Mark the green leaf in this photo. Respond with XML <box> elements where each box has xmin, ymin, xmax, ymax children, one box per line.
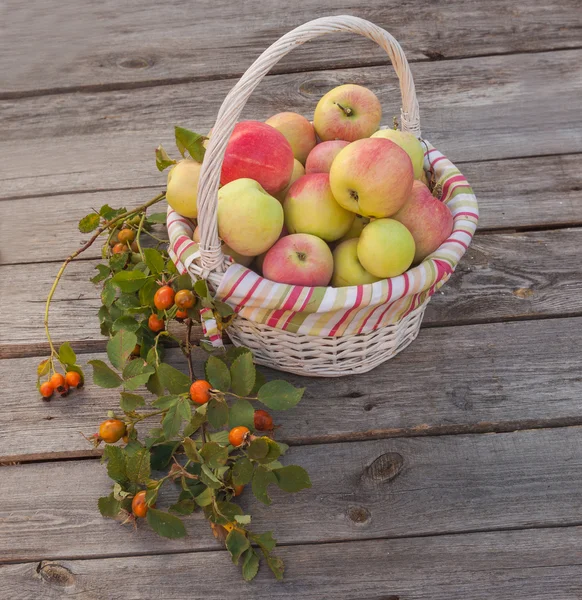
<box><xmin>37</xmin><ymin>359</ymin><xmax>50</xmax><ymax>377</ymax></box>
<box><xmin>183</xmin><ymin>410</ymin><xmax>206</xmax><ymax>438</ymax></box>
<box><xmin>152</xmin><ymin>394</ymin><xmax>180</xmax><ymax>410</ymax></box>
<box><xmin>157</xmin><ymin>363</ymin><xmax>191</xmax><ymax>395</ymax></box>
<box><xmin>109</xmin><ymin>251</ymin><xmax>129</xmax><ymax>273</ymax></box>
<box><xmin>200</xmin><ymin>442</ymin><xmax>228</xmax><ymax>469</ymax></box>
<box><xmin>252</xmin><ymin>466</ymin><xmax>277</xmax><ymax>505</ymax></box>
<box><xmin>147</xmin><ymin>212</ymin><xmax>167</xmax><ymax>224</ymax></box>
<box><xmin>255</xmin><ymin>438</ymin><xmax>281</xmax><ymax>465</ymax></box>
<box><xmin>103</xmin><ymin>445</ymin><xmax>127</xmax><ymax>483</ymax></box>
<box><xmin>88</xmin><ymin>360</ymin><xmax>122</xmax><ymax>388</ymax></box>
<box><xmin>101</xmin><ymin>279</ymin><xmax>117</xmax><ymax>307</ymax></box>
<box><xmin>112</xmin><ymin>315</ymin><xmax>140</xmax><ymax>333</ymax></box>
<box><xmin>114</xmin><ymin>294</ymin><xmax>141</xmax><ymax>311</ymax></box>
<box><xmin>234</xmin><ymin>514</ymin><xmax>251</xmax><ymax>525</ymax></box>
<box><xmin>266</xmin><ymin>554</ymin><xmax>285</xmax><ymax>581</ymax></box>
<box><xmin>232</xmin><ymin>457</ymin><xmax>253</xmax><ymax>486</ymax></box>
<box><xmin>150</xmin><ymin>441</ymin><xmax>180</xmax><ymax>470</ymax></box>
<box><xmin>100</xmin><ymin>204</ymin><xmax>126</xmax><ymax>220</ymax></box>
<box><xmin>182</xmin><ymin>437</ymin><xmax>200</xmax><ymax>462</ymax></box>
<box><xmin>98</xmin><ymin>493</ymin><xmax>121</xmax><ymax>518</ymax></box>
<box><xmin>229</xmin><ymin>399</ymin><xmax>254</xmax><ymax>430</ymax></box>
<box><xmin>162</xmin><ymin>403</ymin><xmax>183</xmax><ymax>439</ymax></box>
<box><xmin>208</xmin><ymin>430</ymin><xmax>230</xmax><ymax>445</ymax></box>
<box><xmin>225</xmin><ymin>529</ymin><xmax>250</xmax><ymax>565</ymax></box>
<box><xmin>193</xmin><ymin>279</ymin><xmax>210</xmax><ymax>300</ymax></box>
<box><xmin>194</xmin><ymin>487</ymin><xmax>214</xmax><ymax>507</ymax></box>
<box><xmin>247</xmin><ymin>437</ymin><xmax>269</xmax><ymax>460</ymax></box>
<box><xmin>139</xmin><ymin>279</ymin><xmax>158</xmax><ymax>308</ymax></box>
<box><xmin>173</xmin><ymin>274</ymin><xmax>193</xmax><ymax>291</ymax></box>
<box><xmin>120</xmin><ymin>392</ymin><xmax>145</xmax><ymax>412</ymax></box>
<box><xmin>273</xmin><ymin>465</ymin><xmax>312</xmax><ymax>493</ymax></box>
<box><xmin>176</xmin><ymin>396</ymin><xmax>192</xmax><ymax>421</ymax></box>
<box><xmin>215</xmin><ymin>501</ymin><xmax>243</xmax><ymax>523</ymax></box>
<box><xmin>58</xmin><ymin>342</ymin><xmax>76</xmax><ymax>366</ymax></box>
<box><xmin>155</xmin><ymin>144</ymin><xmax>177</xmax><ymax>172</ymax></box>
<box><xmin>204</xmin><ymin>356</ymin><xmax>231</xmax><ymax>391</ymax></box>
<box><xmin>126</xmin><ymin>447</ymin><xmax>151</xmax><ymax>484</ymax></box>
<box><xmin>107</xmin><ymin>330</ymin><xmax>137</xmax><ymax>370</ymax></box>
<box><xmin>143</xmin><ymin>248</ymin><xmax>165</xmax><ymax>275</ymax></box>
<box><xmin>258</xmin><ymin>380</ymin><xmax>304</xmax><ymax>411</ymax></box>
<box><xmin>112</xmin><ymin>270</ymin><xmax>149</xmax><ymax>293</ymax></box>
<box><xmin>146</xmin><ymin>507</ymin><xmax>187</xmax><ymax>539</ymax></box>
<box><xmin>214</xmin><ymin>300</ymin><xmax>235</xmax><ymax>318</ymax></box>
<box><xmin>91</xmin><ymin>263</ymin><xmax>110</xmax><ymax>284</ymax></box>
<box><xmin>200</xmin><ymin>464</ymin><xmax>222</xmax><ymax>489</ymax></box>
<box><xmin>169</xmin><ymin>499</ymin><xmax>196</xmax><ymax>515</ymax></box>
<box><xmin>207</xmin><ymin>397</ymin><xmax>229</xmax><ymax>429</ymax></box>
<box><xmin>230</xmin><ymin>351</ymin><xmax>255</xmax><ymax>396</ymax></box>
<box><xmin>241</xmin><ymin>548</ymin><xmax>260</xmax><ymax>582</ymax></box>
<box><xmin>78</xmin><ymin>212</ymin><xmax>100</xmax><ymax>233</ymax></box>
<box><xmin>252</xmin><ymin>530</ymin><xmax>277</xmax><ymax>553</ymax></box>
<box><xmin>123</xmin><ymin>359</ymin><xmax>155</xmax><ymax>390</ymax></box>
<box><xmin>175</xmin><ymin>126</ymin><xmax>207</xmax><ymax>162</ymax></box>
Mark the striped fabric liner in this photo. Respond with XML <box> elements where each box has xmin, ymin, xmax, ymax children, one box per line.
<box><xmin>167</xmin><ymin>141</ymin><xmax>478</xmax><ymax>337</ymax></box>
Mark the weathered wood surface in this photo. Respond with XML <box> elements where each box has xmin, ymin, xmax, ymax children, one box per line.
<box><xmin>2</xmin><ymin>228</ymin><xmax>580</xmax><ymax>356</ymax></box>
<box><xmin>2</xmin><ymin>317</ymin><xmax>582</xmax><ymax>461</ymax></box>
<box><xmin>2</xmin><ymin>153</ymin><xmax>581</xmax><ymax>270</ymax></box>
<box><xmin>2</xmin><ymin>49</ymin><xmax>582</xmax><ymax>199</ymax></box>
<box><xmin>3</xmin><ymin>0</ymin><xmax>581</xmax><ymax>96</ymax></box>
<box><xmin>1</xmin><ymin>427</ymin><xmax>581</xmax><ymax>562</ymax></box>
<box><xmin>2</xmin><ymin>526</ymin><xmax>582</xmax><ymax>600</ymax></box>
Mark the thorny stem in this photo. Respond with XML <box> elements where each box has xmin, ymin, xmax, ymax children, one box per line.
<box><xmin>43</xmin><ymin>192</ymin><xmax>166</xmax><ymax>359</ymax></box>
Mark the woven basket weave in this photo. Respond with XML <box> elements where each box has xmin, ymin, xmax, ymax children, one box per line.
<box><xmin>167</xmin><ymin>15</ymin><xmax>479</xmax><ymax>377</ymax></box>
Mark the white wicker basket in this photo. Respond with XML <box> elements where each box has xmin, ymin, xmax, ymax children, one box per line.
<box><xmin>169</xmin><ymin>15</ymin><xmax>478</xmax><ymax>377</ymax></box>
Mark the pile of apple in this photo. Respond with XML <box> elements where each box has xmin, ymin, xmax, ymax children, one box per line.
<box><xmin>167</xmin><ymin>84</ymin><xmax>453</xmax><ymax>287</ymax></box>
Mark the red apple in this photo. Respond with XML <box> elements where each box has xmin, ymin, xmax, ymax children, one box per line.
<box><xmin>262</xmin><ymin>233</ymin><xmax>333</xmax><ymax>287</ymax></box>
<box><xmin>392</xmin><ymin>181</ymin><xmax>454</xmax><ymax>264</ymax></box>
<box><xmin>221</xmin><ymin>121</ymin><xmax>294</xmax><ymax>195</ymax></box>
<box><xmin>305</xmin><ymin>140</ymin><xmax>349</xmax><ymax>174</ymax></box>
<box><xmin>265</xmin><ymin>112</ymin><xmax>317</xmax><ymax>164</ymax></box>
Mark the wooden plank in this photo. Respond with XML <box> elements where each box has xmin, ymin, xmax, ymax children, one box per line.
<box><xmin>2</xmin><ymin>49</ymin><xmax>582</xmax><ymax>199</ymax></box>
<box><xmin>2</xmin><ymin>0</ymin><xmax>581</xmax><ymax>95</ymax></box>
<box><xmin>1</xmin><ymin>428</ymin><xmax>581</xmax><ymax>562</ymax></box>
<box><xmin>2</xmin><ymin>154</ymin><xmax>581</xmax><ymax>269</ymax></box>
<box><xmin>2</xmin><ymin>317</ymin><xmax>582</xmax><ymax>461</ymax></box>
<box><xmin>1</xmin><ymin>228</ymin><xmax>581</xmax><ymax>355</ymax></box>
<box><xmin>2</xmin><ymin>526</ymin><xmax>582</xmax><ymax>599</ymax></box>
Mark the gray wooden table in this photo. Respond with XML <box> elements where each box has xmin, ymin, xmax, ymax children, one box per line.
<box><xmin>1</xmin><ymin>2</ymin><xmax>582</xmax><ymax>598</ymax></box>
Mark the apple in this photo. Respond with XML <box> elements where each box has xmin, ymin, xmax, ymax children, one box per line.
<box><xmin>221</xmin><ymin>121</ymin><xmax>294</xmax><ymax>195</ymax></box>
<box><xmin>166</xmin><ymin>159</ymin><xmax>202</xmax><ymax>218</ymax></box>
<box><xmin>253</xmin><ymin>225</ymin><xmax>288</xmax><ymax>275</ymax></box>
<box><xmin>217</xmin><ymin>178</ymin><xmax>284</xmax><ymax>256</ymax></box>
<box><xmin>332</xmin><ymin>239</ymin><xmax>381</xmax><ymax>287</ymax></box>
<box><xmin>262</xmin><ymin>233</ymin><xmax>333</xmax><ymax>287</ymax></box>
<box><xmin>275</xmin><ymin>159</ymin><xmax>305</xmax><ymax>202</ymax></box>
<box><xmin>392</xmin><ymin>180</ymin><xmax>453</xmax><ymax>264</ymax></box>
<box><xmin>192</xmin><ymin>227</ymin><xmax>254</xmax><ymax>267</ymax></box>
<box><xmin>305</xmin><ymin>140</ymin><xmax>349</xmax><ymax>174</ymax></box>
<box><xmin>337</xmin><ymin>214</ymin><xmax>370</xmax><ymax>242</ymax></box>
<box><xmin>357</xmin><ymin>218</ymin><xmax>415</xmax><ymax>278</ymax></box>
<box><xmin>371</xmin><ymin>128</ymin><xmax>425</xmax><ymax>180</ymax></box>
<box><xmin>313</xmin><ymin>84</ymin><xmax>382</xmax><ymax>142</ymax></box>
<box><xmin>265</xmin><ymin>112</ymin><xmax>317</xmax><ymax>164</ymax></box>
<box><xmin>330</xmin><ymin>138</ymin><xmax>413</xmax><ymax>218</ymax></box>
<box><xmin>284</xmin><ymin>173</ymin><xmax>354</xmax><ymax>242</ymax></box>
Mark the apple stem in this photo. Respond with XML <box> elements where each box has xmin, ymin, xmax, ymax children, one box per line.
<box><xmin>336</xmin><ymin>103</ymin><xmax>353</xmax><ymax>117</ymax></box>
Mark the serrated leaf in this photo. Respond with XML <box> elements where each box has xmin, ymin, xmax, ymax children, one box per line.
<box><xmin>149</xmin><ymin>441</ymin><xmax>180</xmax><ymax>470</ymax></box>
<box><xmin>169</xmin><ymin>499</ymin><xmax>196</xmax><ymax>515</ymax></box>
<box><xmin>143</xmin><ymin>248</ymin><xmax>165</xmax><ymax>275</ymax></box>
<box><xmin>57</xmin><ymin>342</ymin><xmax>76</xmax><ymax>366</ymax></box>
<box><xmin>123</xmin><ymin>359</ymin><xmax>155</xmax><ymax>390</ymax></box>
<box><xmin>126</xmin><ymin>447</ymin><xmax>151</xmax><ymax>484</ymax></box>
<box><xmin>100</xmin><ymin>204</ymin><xmax>126</xmax><ymax>220</ymax></box>
<box><xmin>205</xmin><ymin>356</ymin><xmax>231</xmax><ymax>391</ymax></box>
<box><xmin>273</xmin><ymin>465</ymin><xmax>312</xmax><ymax>493</ymax></box>
<box><xmin>91</xmin><ymin>263</ymin><xmax>110</xmax><ymax>284</ymax></box>
<box><xmin>146</xmin><ymin>508</ymin><xmax>187</xmax><ymax>539</ymax></box>
<box><xmin>252</xmin><ymin>466</ymin><xmax>277</xmax><ymax>505</ymax></box>
<box><xmin>242</xmin><ymin>548</ymin><xmax>260</xmax><ymax>581</ymax></box>
<box><xmin>183</xmin><ymin>410</ymin><xmax>207</xmax><ymax>438</ymax></box>
<box><xmin>37</xmin><ymin>359</ymin><xmax>50</xmax><ymax>377</ymax></box>
<box><xmin>247</xmin><ymin>437</ymin><xmax>269</xmax><ymax>460</ymax></box>
<box><xmin>200</xmin><ymin>464</ymin><xmax>222</xmax><ymax>489</ymax></box>
<box><xmin>175</xmin><ymin>126</ymin><xmax>207</xmax><ymax>162</ymax></box>
<box><xmin>147</xmin><ymin>212</ymin><xmax>167</xmax><ymax>224</ymax></box>
<box><xmin>101</xmin><ymin>279</ymin><xmax>117</xmax><ymax>307</ymax></box>
<box><xmin>232</xmin><ymin>457</ymin><xmax>253</xmax><ymax>486</ymax></box>
<box><xmin>114</xmin><ymin>294</ymin><xmax>141</xmax><ymax>311</ymax></box>
<box><xmin>252</xmin><ymin>530</ymin><xmax>278</xmax><ymax>553</ymax></box>
<box><xmin>194</xmin><ymin>487</ymin><xmax>213</xmax><ymax>507</ymax></box>
<box><xmin>173</xmin><ymin>274</ymin><xmax>193</xmax><ymax>290</ymax></box>
<box><xmin>109</xmin><ymin>251</ymin><xmax>129</xmax><ymax>273</ymax></box>
<box><xmin>215</xmin><ymin>501</ymin><xmax>243</xmax><ymax>523</ymax></box>
<box><xmin>152</xmin><ymin>394</ymin><xmax>180</xmax><ymax>409</ymax></box>
<box><xmin>229</xmin><ymin>399</ymin><xmax>254</xmax><ymax>430</ymax></box>
<box><xmin>255</xmin><ymin>438</ymin><xmax>281</xmax><ymax>465</ymax></box>
<box><xmin>145</xmin><ymin>371</ymin><xmax>164</xmax><ymax>395</ymax></box>
<box><xmin>139</xmin><ymin>279</ymin><xmax>158</xmax><ymax>308</ymax></box>
<box><xmin>266</xmin><ymin>554</ymin><xmax>285</xmax><ymax>581</ymax></box>
<box><xmin>107</xmin><ymin>330</ymin><xmax>137</xmax><ymax>369</ymax></box>
<box><xmin>103</xmin><ymin>445</ymin><xmax>127</xmax><ymax>483</ymax></box>
<box><xmin>230</xmin><ymin>352</ymin><xmax>255</xmax><ymax>396</ymax></box>
<box><xmin>225</xmin><ymin>529</ymin><xmax>249</xmax><ymax>565</ymax></box>
<box><xmin>207</xmin><ymin>397</ymin><xmax>229</xmax><ymax>429</ymax></box>
<box><xmin>111</xmin><ymin>315</ymin><xmax>140</xmax><ymax>334</ymax></box>
<box><xmin>79</xmin><ymin>212</ymin><xmax>100</xmax><ymax>233</ymax></box>
<box><xmin>88</xmin><ymin>360</ymin><xmax>122</xmax><ymax>388</ymax></box>
<box><xmin>258</xmin><ymin>380</ymin><xmax>304</xmax><ymax>411</ymax></box>
<box><xmin>193</xmin><ymin>279</ymin><xmax>210</xmax><ymax>300</ymax></box>
<box><xmin>162</xmin><ymin>403</ymin><xmax>182</xmax><ymax>439</ymax></box>
<box><xmin>208</xmin><ymin>430</ymin><xmax>230</xmax><ymax>445</ymax></box>
<box><xmin>157</xmin><ymin>362</ymin><xmax>191</xmax><ymax>395</ymax></box>
<box><xmin>200</xmin><ymin>442</ymin><xmax>228</xmax><ymax>469</ymax></box>
<box><xmin>155</xmin><ymin>144</ymin><xmax>177</xmax><ymax>172</ymax></box>
<box><xmin>176</xmin><ymin>396</ymin><xmax>192</xmax><ymax>421</ymax></box>
<box><xmin>182</xmin><ymin>437</ymin><xmax>200</xmax><ymax>462</ymax></box>
<box><xmin>234</xmin><ymin>514</ymin><xmax>251</xmax><ymax>525</ymax></box>
<box><xmin>98</xmin><ymin>493</ymin><xmax>121</xmax><ymax>518</ymax></box>
<box><xmin>214</xmin><ymin>300</ymin><xmax>234</xmax><ymax>318</ymax></box>
<box><xmin>111</xmin><ymin>270</ymin><xmax>149</xmax><ymax>293</ymax></box>
<box><xmin>119</xmin><ymin>392</ymin><xmax>145</xmax><ymax>412</ymax></box>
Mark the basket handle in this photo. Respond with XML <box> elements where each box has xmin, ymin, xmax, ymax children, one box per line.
<box><xmin>197</xmin><ymin>15</ymin><xmax>421</xmax><ymax>275</ymax></box>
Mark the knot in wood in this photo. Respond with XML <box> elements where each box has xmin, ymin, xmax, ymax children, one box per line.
<box><xmin>36</xmin><ymin>561</ymin><xmax>75</xmax><ymax>587</ymax></box>
<box><xmin>364</xmin><ymin>452</ymin><xmax>404</xmax><ymax>483</ymax></box>
<box><xmin>347</xmin><ymin>505</ymin><xmax>371</xmax><ymax>524</ymax></box>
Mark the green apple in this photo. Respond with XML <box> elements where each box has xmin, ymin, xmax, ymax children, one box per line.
<box><xmin>332</xmin><ymin>239</ymin><xmax>381</xmax><ymax>287</ymax></box>
<box><xmin>357</xmin><ymin>218</ymin><xmax>415</xmax><ymax>278</ymax></box>
<box><xmin>166</xmin><ymin>159</ymin><xmax>201</xmax><ymax>218</ymax></box>
<box><xmin>371</xmin><ymin>128</ymin><xmax>425</xmax><ymax>180</ymax></box>
<box><xmin>217</xmin><ymin>178</ymin><xmax>283</xmax><ymax>256</ymax></box>
<box><xmin>284</xmin><ymin>173</ymin><xmax>354</xmax><ymax>242</ymax></box>
<box><xmin>275</xmin><ymin>159</ymin><xmax>305</xmax><ymax>202</ymax></box>
<box><xmin>265</xmin><ymin>112</ymin><xmax>317</xmax><ymax>164</ymax></box>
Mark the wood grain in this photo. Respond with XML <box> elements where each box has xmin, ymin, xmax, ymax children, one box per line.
<box><xmin>1</xmin><ymin>428</ymin><xmax>582</xmax><ymax>562</ymax></box>
<box><xmin>2</xmin><ymin>317</ymin><xmax>582</xmax><ymax>461</ymax></box>
<box><xmin>1</xmin><ymin>229</ymin><xmax>581</xmax><ymax>355</ymax></box>
<box><xmin>2</xmin><ymin>49</ymin><xmax>582</xmax><ymax>199</ymax></box>
<box><xmin>2</xmin><ymin>0</ymin><xmax>581</xmax><ymax>96</ymax></box>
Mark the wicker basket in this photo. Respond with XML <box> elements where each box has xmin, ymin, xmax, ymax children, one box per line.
<box><xmin>167</xmin><ymin>15</ymin><xmax>479</xmax><ymax>377</ymax></box>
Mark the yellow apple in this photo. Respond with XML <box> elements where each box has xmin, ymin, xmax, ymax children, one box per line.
<box><xmin>357</xmin><ymin>218</ymin><xmax>415</xmax><ymax>278</ymax></box>
<box><xmin>166</xmin><ymin>159</ymin><xmax>202</xmax><ymax>218</ymax></box>
<box><xmin>371</xmin><ymin>129</ymin><xmax>425</xmax><ymax>180</ymax></box>
<box><xmin>337</xmin><ymin>214</ymin><xmax>370</xmax><ymax>242</ymax></box>
<box><xmin>265</xmin><ymin>112</ymin><xmax>317</xmax><ymax>164</ymax></box>
<box><xmin>332</xmin><ymin>239</ymin><xmax>381</xmax><ymax>287</ymax></box>
<box><xmin>217</xmin><ymin>178</ymin><xmax>283</xmax><ymax>256</ymax></box>
<box><xmin>275</xmin><ymin>159</ymin><xmax>305</xmax><ymax>202</ymax></box>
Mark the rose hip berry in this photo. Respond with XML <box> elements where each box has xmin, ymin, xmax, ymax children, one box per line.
<box><xmin>99</xmin><ymin>419</ymin><xmax>126</xmax><ymax>443</ymax></box>
<box><xmin>65</xmin><ymin>371</ymin><xmax>82</xmax><ymax>388</ymax></box>
<box><xmin>117</xmin><ymin>228</ymin><xmax>136</xmax><ymax>244</ymax></box>
<box><xmin>229</xmin><ymin>426</ymin><xmax>250</xmax><ymax>447</ymax></box>
<box><xmin>148</xmin><ymin>313</ymin><xmax>165</xmax><ymax>332</ymax></box>
<box><xmin>112</xmin><ymin>243</ymin><xmax>128</xmax><ymax>255</ymax></box>
<box><xmin>254</xmin><ymin>409</ymin><xmax>274</xmax><ymax>431</ymax></box>
<box><xmin>190</xmin><ymin>380</ymin><xmax>212</xmax><ymax>405</ymax></box>
<box><xmin>132</xmin><ymin>490</ymin><xmax>150</xmax><ymax>518</ymax></box>
<box><xmin>50</xmin><ymin>373</ymin><xmax>66</xmax><ymax>391</ymax></box>
<box><xmin>39</xmin><ymin>382</ymin><xmax>54</xmax><ymax>400</ymax></box>
<box><xmin>175</xmin><ymin>309</ymin><xmax>188</xmax><ymax>320</ymax></box>
<box><xmin>233</xmin><ymin>484</ymin><xmax>245</xmax><ymax>497</ymax></box>
<box><xmin>174</xmin><ymin>289</ymin><xmax>195</xmax><ymax>310</ymax></box>
<box><xmin>154</xmin><ymin>285</ymin><xmax>175</xmax><ymax>310</ymax></box>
